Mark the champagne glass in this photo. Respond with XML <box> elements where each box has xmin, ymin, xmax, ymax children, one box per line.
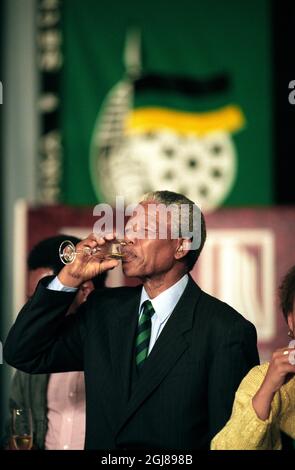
<box><xmin>59</xmin><ymin>238</ymin><xmax>128</xmax><ymax>265</ymax></box>
<box><xmin>11</xmin><ymin>408</ymin><xmax>33</xmax><ymax>450</ymax></box>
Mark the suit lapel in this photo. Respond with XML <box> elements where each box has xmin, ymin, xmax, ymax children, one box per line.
<box><xmin>116</xmin><ymin>277</ymin><xmax>202</xmax><ymax>436</ymax></box>
<box><xmin>109</xmin><ymin>287</ymin><xmax>142</xmax><ymax>404</ymax></box>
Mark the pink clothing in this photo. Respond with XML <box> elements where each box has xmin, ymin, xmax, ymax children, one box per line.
<box><xmin>45</xmin><ymin>371</ymin><xmax>86</xmax><ymax>450</ymax></box>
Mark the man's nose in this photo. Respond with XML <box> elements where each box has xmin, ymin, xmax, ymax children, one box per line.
<box><xmin>124</xmin><ymin>224</ymin><xmax>135</xmax><ymax>243</ymax></box>
<box><xmin>123</xmin><ymin>233</ymin><xmax>135</xmax><ymax>244</ymax></box>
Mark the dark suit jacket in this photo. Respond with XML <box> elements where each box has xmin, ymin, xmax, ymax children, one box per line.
<box><xmin>4</xmin><ymin>276</ymin><xmax>259</xmax><ymax>450</ymax></box>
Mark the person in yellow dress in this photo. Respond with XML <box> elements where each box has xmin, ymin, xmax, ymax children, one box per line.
<box><xmin>211</xmin><ymin>266</ymin><xmax>295</xmax><ymax>450</ymax></box>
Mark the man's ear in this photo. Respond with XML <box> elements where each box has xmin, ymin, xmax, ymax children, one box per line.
<box><xmin>175</xmin><ymin>239</ymin><xmax>191</xmax><ymax>260</ymax></box>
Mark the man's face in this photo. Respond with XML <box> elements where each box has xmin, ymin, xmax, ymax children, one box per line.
<box><xmin>122</xmin><ymin>201</ymin><xmax>180</xmax><ymax>279</ymax></box>
<box><xmin>27</xmin><ymin>267</ymin><xmax>53</xmax><ymax>300</ymax></box>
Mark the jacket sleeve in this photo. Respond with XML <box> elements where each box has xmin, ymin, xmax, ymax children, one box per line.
<box><xmin>3</xmin><ymin>277</ymin><xmax>89</xmax><ymax>374</ymax></box>
<box><xmin>208</xmin><ymin>317</ymin><xmax>260</xmax><ymax>441</ymax></box>
<box><xmin>210</xmin><ymin>364</ymin><xmax>287</xmax><ymax>450</ymax></box>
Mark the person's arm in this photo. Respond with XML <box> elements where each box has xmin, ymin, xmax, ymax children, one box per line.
<box><xmin>208</xmin><ymin>318</ymin><xmax>259</xmax><ymax>441</ymax></box>
<box><xmin>252</xmin><ymin>347</ymin><xmax>295</xmax><ymax>420</ymax></box>
<box><xmin>251</xmin><ymin>347</ymin><xmax>295</xmax><ymax>442</ymax></box>
<box><xmin>210</xmin><ymin>364</ymin><xmax>283</xmax><ymax>450</ymax></box>
<box><xmin>4</xmin><ymin>279</ymin><xmax>87</xmax><ymax>373</ymax></box>
<box><xmin>211</xmin><ymin>353</ymin><xmax>295</xmax><ymax>450</ymax></box>
<box><xmin>4</xmin><ymin>234</ymin><xmax>119</xmax><ymax>374</ymax></box>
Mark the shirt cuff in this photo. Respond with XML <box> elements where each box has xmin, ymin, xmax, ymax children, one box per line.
<box><xmin>47</xmin><ymin>276</ymin><xmax>78</xmax><ymax>292</ymax></box>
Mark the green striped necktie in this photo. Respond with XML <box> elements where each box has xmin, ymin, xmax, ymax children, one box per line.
<box><xmin>135</xmin><ymin>300</ymin><xmax>155</xmax><ymax>368</ymax></box>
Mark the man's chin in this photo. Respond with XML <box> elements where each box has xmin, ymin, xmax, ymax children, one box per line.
<box><xmin>122</xmin><ymin>266</ymin><xmax>137</xmax><ymax>278</ymax></box>
<box><xmin>122</xmin><ymin>260</ymin><xmax>140</xmax><ymax>278</ymax></box>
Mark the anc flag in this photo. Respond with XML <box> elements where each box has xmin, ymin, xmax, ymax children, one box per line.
<box><xmin>60</xmin><ymin>0</ymin><xmax>272</xmax><ymax>210</ymax></box>
<box><xmin>90</xmin><ymin>71</ymin><xmax>245</xmax><ymax>211</ymax></box>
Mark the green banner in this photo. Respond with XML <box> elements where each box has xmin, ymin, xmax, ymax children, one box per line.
<box><xmin>61</xmin><ymin>0</ymin><xmax>272</xmax><ymax>210</ymax></box>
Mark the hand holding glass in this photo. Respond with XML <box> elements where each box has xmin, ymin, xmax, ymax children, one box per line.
<box><xmin>11</xmin><ymin>408</ymin><xmax>33</xmax><ymax>450</ymax></box>
<box><xmin>59</xmin><ymin>238</ymin><xmax>128</xmax><ymax>265</ymax></box>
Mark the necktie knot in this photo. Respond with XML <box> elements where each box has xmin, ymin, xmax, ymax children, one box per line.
<box><xmin>141</xmin><ymin>300</ymin><xmax>155</xmax><ymax>319</ymax></box>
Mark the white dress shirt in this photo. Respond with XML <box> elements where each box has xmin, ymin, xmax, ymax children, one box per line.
<box><xmin>138</xmin><ymin>274</ymin><xmax>189</xmax><ymax>354</ymax></box>
<box><xmin>47</xmin><ymin>274</ymin><xmax>189</xmax><ymax>354</ymax></box>
<box><xmin>48</xmin><ymin>276</ymin><xmax>78</xmax><ymax>292</ymax></box>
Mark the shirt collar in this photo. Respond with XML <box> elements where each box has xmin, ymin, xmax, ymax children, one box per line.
<box><xmin>139</xmin><ymin>274</ymin><xmax>189</xmax><ymax>324</ymax></box>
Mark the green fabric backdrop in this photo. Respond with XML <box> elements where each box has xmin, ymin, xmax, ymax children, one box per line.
<box><xmin>60</xmin><ymin>0</ymin><xmax>272</xmax><ymax>206</ymax></box>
